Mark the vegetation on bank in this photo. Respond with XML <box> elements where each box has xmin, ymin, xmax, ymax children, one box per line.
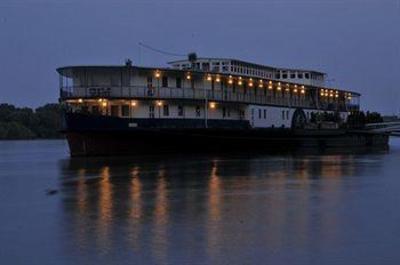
<box><xmin>0</xmin><ymin>103</ymin><xmax>63</xmax><ymax>139</ymax></box>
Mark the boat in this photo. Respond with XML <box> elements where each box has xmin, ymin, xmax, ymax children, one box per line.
<box><xmin>57</xmin><ymin>54</ymin><xmax>389</xmax><ymax>156</ymax></box>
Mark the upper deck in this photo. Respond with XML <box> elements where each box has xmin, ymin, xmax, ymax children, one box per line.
<box><xmin>57</xmin><ymin>64</ymin><xmax>360</xmax><ymax>112</ymax></box>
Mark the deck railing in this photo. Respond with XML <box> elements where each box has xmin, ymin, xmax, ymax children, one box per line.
<box><xmin>60</xmin><ymin>85</ymin><xmax>353</xmax><ymax>111</ymax></box>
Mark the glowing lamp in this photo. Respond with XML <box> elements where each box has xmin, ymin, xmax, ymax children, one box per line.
<box><xmin>209</xmin><ymin>102</ymin><xmax>216</xmax><ymax>109</ymax></box>
<box><xmin>228</xmin><ymin>75</ymin><xmax>233</xmax><ymax>84</ymax></box>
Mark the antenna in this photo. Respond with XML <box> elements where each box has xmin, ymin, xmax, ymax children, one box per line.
<box><xmin>138</xmin><ymin>42</ymin><xmax>186</xmax><ymax>57</ymax></box>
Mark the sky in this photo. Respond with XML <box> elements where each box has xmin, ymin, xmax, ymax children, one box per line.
<box><xmin>0</xmin><ymin>0</ymin><xmax>399</xmax><ymax>114</ymax></box>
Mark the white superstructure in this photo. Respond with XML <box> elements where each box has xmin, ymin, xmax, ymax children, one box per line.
<box><xmin>58</xmin><ymin>56</ymin><xmax>359</xmax><ymax>129</ymax></box>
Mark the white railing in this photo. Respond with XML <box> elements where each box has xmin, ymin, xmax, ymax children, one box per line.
<box><xmin>60</xmin><ymin>85</ymin><xmax>345</xmax><ymax>110</ymax></box>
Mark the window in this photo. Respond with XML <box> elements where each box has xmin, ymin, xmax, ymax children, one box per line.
<box><xmin>304</xmin><ymin>73</ymin><xmax>310</xmax><ymax>79</ymax></box>
<box><xmin>258</xmin><ymin>109</ymin><xmax>262</xmax><ymax>119</ymax></box>
<box><xmin>149</xmin><ymin>105</ymin><xmax>155</xmax><ymax>118</ymax></box>
<box><xmin>163</xmin><ymin>105</ymin><xmax>169</xmax><ymax>116</ymax></box>
<box><xmin>162</xmin><ymin>76</ymin><xmax>168</xmax><ymax>87</ymax></box>
<box><xmin>275</xmin><ymin>73</ymin><xmax>281</xmax><ymax>79</ymax></box>
<box><xmin>111</xmin><ymin>105</ymin><xmax>119</xmax><ymax>117</ymax></box>
<box><xmin>263</xmin><ymin>109</ymin><xmax>267</xmax><ymax>119</ymax></box>
<box><xmin>286</xmin><ymin>110</ymin><xmax>289</xmax><ymax>120</ymax></box>
<box><xmin>282</xmin><ymin>73</ymin><xmax>288</xmax><ymax>79</ymax></box>
<box><xmin>147</xmin><ymin>76</ymin><xmax>153</xmax><ymax>87</ymax></box>
<box><xmin>178</xmin><ymin>105</ymin><xmax>184</xmax><ymax>116</ymax></box>
<box><xmin>297</xmin><ymin>73</ymin><xmax>303</xmax><ymax>79</ymax></box>
<box><xmin>223</xmin><ymin>107</ymin><xmax>227</xmax><ymax>118</ymax></box>
<box><xmin>176</xmin><ymin>77</ymin><xmax>182</xmax><ymax>88</ymax></box>
<box><xmin>121</xmin><ymin>105</ymin><xmax>130</xmax><ymax>117</ymax></box>
<box><xmin>195</xmin><ymin>106</ymin><xmax>201</xmax><ymax>117</ymax></box>
<box><xmin>282</xmin><ymin>110</ymin><xmax>285</xmax><ymax>120</ymax></box>
<box><xmin>290</xmin><ymin>73</ymin><xmax>296</xmax><ymax>79</ymax></box>
<box><xmin>240</xmin><ymin>110</ymin><xmax>245</xmax><ymax>119</ymax></box>
<box><xmin>91</xmin><ymin>106</ymin><xmax>99</xmax><ymax>114</ymax></box>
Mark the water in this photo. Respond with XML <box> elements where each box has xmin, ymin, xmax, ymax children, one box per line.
<box><xmin>1</xmin><ymin>139</ymin><xmax>400</xmax><ymax>265</ymax></box>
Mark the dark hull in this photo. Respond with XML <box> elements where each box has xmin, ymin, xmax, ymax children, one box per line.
<box><xmin>64</xmin><ymin>113</ymin><xmax>390</xmax><ymax>157</ymax></box>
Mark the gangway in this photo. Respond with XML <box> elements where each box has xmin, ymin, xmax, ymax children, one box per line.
<box><xmin>365</xmin><ymin>121</ymin><xmax>400</xmax><ymax>136</ymax></box>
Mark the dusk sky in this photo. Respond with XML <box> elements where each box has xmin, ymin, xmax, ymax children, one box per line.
<box><xmin>1</xmin><ymin>0</ymin><xmax>399</xmax><ymax>114</ymax></box>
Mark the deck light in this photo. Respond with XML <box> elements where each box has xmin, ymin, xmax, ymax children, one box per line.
<box><xmin>268</xmin><ymin>81</ymin><xmax>273</xmax><ymax>90</ymax></box>
<box><xmin>186</xmin><ymin>73</ymin><xmax>191</xmax><ymax>80</ymax></box>
<box><xmin>209</xmin><ymin>102</ymin><xmax>216</xmax><ymax>109</ymax></box>
<box><xmin>215</xmin><ymin>76</ymin><xmax>221</xmax><ymax>82</ymax></box>
<box><xmin>155</xmin><ymin>70</ymin><xmax>161</xmax><ymax>78</ymax></box>
<box><xmin>207</xmin><ymin>74</ymin><xmax>212</xmax><ymax>81</ymax></box>
<box><xmin>157</xmin><ymin>100</ymin><xmax>163</xmax><ymax>106</ymax></box>
<box><xmin>293</xmin><ymin>88</ymin><xmax>298</xmax><ymax>93</ymax></box>
<box><xmin>238</xmin><ymin>77</ymin><xmax>243</xmax><ymax>86</ymax></box>
<box><xmin>131</xmin><ymin>101</ymin><xmax>137</xmax><ymax>107</ymax></box>
<box><xmin>301</xmin><ymin>86</ymin><xmax>305</xmax><ymax>94</ymax></box>
<box><xmin>98</xmin><ymin>98</ymin><xmax>103</xmax><ymax>102</ymax></box>
<box><xmin>228</xmin><ymin>75</ymin><xmax>233</xmax><ymax>84</ymax></box>
<box><xmin>249</xmin><ymin>78</ymin><xmax>253</xmax><ymax>87</ymax></box>
<box><xmin>277</xmin><ymin>82</ymin><xmax>281</xmax><ymax>91</ymax></box>
<box><xmin>78</xmin><ymin>98</ymin><xmax>83</xmax><ymax>103</ymax></box>
<box><xmin>102</xmin><ymin>101</ymin><xmax>107</xmax><ymax>107</ymax></box>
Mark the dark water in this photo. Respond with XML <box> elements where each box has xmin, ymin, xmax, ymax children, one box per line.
<box><xmin>1</xmin><ymin>140</ymin><xmax>400</xmax><ymax>265</ymax></box>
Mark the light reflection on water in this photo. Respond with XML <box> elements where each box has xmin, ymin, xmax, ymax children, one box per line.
<box><xmin>57</xmin><ymin>146</ymin><xmax>399</xmax><ymax>265</ymax></box>
<box><xmin>3</xmin><ymin>140</ymin><xmax>400</xmax><ymax>264</ymax></box>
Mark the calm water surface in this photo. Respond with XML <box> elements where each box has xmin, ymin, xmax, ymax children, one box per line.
<box><xmin>1</xmin><ymin>139</ymin><xmax>400</xmax><ymax>265</ymax></box>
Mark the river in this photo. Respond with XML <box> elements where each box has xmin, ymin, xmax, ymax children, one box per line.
<box><xmin>1</xmin><ymin>139</ymin><xmax>400</xmax><ymax>264</ymax></box>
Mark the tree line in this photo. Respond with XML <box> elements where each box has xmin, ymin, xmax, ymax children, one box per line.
<box><xmin>0</xmin><ymin>103</ymin><xmax>63</xmax><ymax>139</ymax></box>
